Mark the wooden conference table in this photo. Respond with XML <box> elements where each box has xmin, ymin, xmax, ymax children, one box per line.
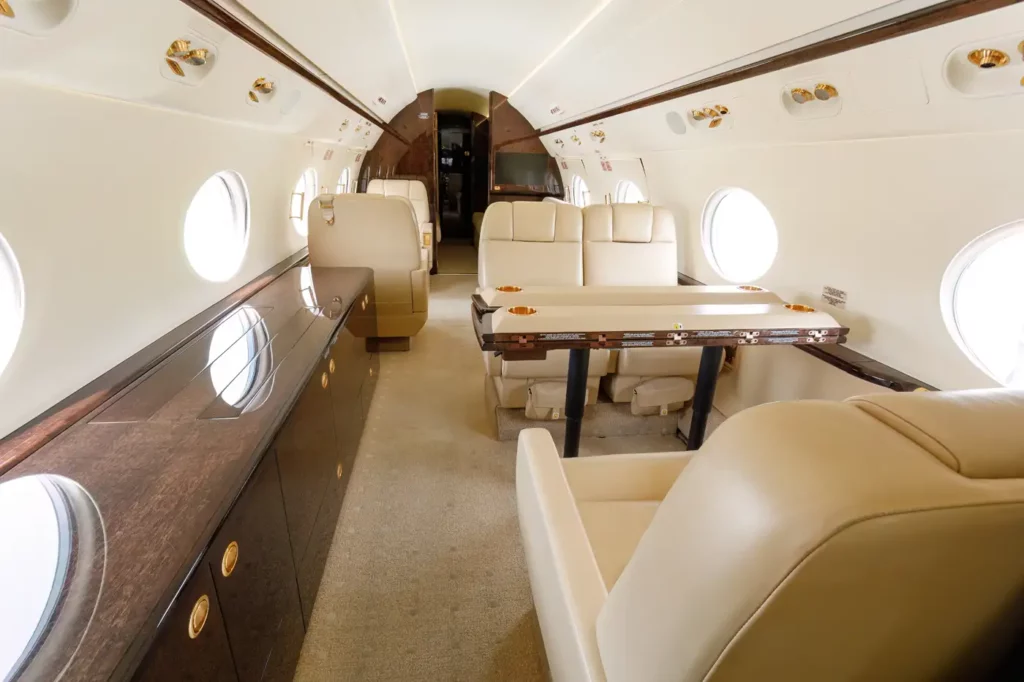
<box><xmin>472</xmin><ymin>285</ymin><xmax>849</xmax><ymax>457</ymax></box>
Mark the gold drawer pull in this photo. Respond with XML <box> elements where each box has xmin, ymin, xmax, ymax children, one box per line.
<box><xmin>336</xmin><ymin>462</ymin><xmax>343</xmax><ymax>479</ymax></box>
<box><xmin>221</xmin><ymin>541</ymin><xmax>239</xmax><ymax>578</ymax></box>
<box><xmin>321</xmin><ymin>372</ymin><xmax>329</xmax><ymax>389</ymax></box>
<box><xmin>329</xmin><ymin>358</ymin><xmax>336</xmax><ymax>374</ymax></box>
<box><xmin>189</xmin><ymin>595</ymin><xmax>210</xmax><ymax>639</ymax></box>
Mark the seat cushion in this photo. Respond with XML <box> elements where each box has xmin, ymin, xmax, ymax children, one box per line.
<box><xmin>577</xmin><ymin>501</ymin><xmax>659</xmax><ymax>590</ymax></box>
<box><xmin>631</xmin><ymin>377</ymin><xmax>694</xmax><ymax>416</ymax></box>
<box><xmin>616</xmin><ymin>347</ymin><xmax>705</xmax><ymax>377</ymax></box>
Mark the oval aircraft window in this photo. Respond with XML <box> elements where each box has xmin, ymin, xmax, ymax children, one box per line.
<box><xmin>569</xmin><ymin>175</ymin><xmax>591</xmax><ymax>208</ymax></box>
<box><xmin>336</xmin><ymin>167</ymin><xmax>351</xmax><ymax>194</ymax></box>
<box><xmin>942</xmin><ymin>221</ymin><xmax>1024</xmax><ymax>386</ymax></box>
<box><xmin>184</xmin><ymin>172</ymin><xmax>250</xmax><ymax>282</ymax></box>
<box><xmin>615</xmin><ymin>180</ymin><xmax>645</xmax><ymax>203</ymax></box>
<box><xmin>0</xmin><ymin>232</ymin><xmax>25</xmax><ymax>379</ymax></box>
<box><xmin>702</xmin><ymin>188</ymin><xmax>779</xmax><ymax>283</ymax></box>
<box><xmin>291</xmin><ymin>168</ymin><xmax>319</xmax><ymax>236</ymax></box>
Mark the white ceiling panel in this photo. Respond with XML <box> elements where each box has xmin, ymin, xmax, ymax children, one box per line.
<box><xmin>511</xmin><ymin>0</ymin><xmax>933</xmax><ymax>126</ymax></box>
<box><xmin>392</xmin><ymin>0</ymin><xmax>606</xmax><ymax>96</ymax></box>
<box><xmin>236</xmin><ymin>0</ymin><xmax>418</xmax><ymax>120</ymax></box>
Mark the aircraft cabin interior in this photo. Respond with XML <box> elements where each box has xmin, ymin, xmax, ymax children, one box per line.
<box><xmin>5</xmin><ymin>1</ymin><xmax>1024</xmax><ymax>681</ymax></box>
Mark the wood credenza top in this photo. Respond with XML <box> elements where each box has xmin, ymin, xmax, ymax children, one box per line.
<box><xmin>0</xmin><ymin>266</ymin><xmax>373</xmax><ymax>682</ymax></box>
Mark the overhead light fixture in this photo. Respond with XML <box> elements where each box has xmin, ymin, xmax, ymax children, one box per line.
<box><xmin>418</xmin><ymin>112</ymin><xmax>429</xmax><ymax>120</ymax></box>
<box><xmin>590</xmin><ymin>130</ymin><xmax>606</xmax><ymax>143</ymax></box>
<box><xmin>0</xmin><ymin>0</ymin><xmax>14</xmax><ymax>17</ymax></box>
<box><xmin>708</xmin><ymin>118</ymin><xmax>724</xmax><ymax>129</ymax></box>
<box><xmin>184</xmin><ymin>49</ymin><xmax>209</xmax><ymax>66</ymax></box>
<box><xmin>814</xmin><ymin>83</ymin><xmax>839</xmax><ymax>100</ymax></box>
<box><xmin>791</xmin><ymin>88</ymin><xmax>814</xmax><ymax>104</ymax></box>
<box><xmin>165</xmin><ymin>58</ymin><xmax>185</xmax><ymax>78</ymax></box>
<box><xmin>167</xmin><ymin>39</ymin><xmax>191</xmax><ymax>60</ymax></box>
<box><xmin>252</xmin><ymin>78</ymin><xmax>274</xmax><ymax>94</ymax></box>
<box><xmin>967</xmin><ymin>48</ymin><xmax>1009</xmax><ymax>69</ymax></box>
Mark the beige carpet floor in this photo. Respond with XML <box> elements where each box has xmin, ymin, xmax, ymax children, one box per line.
<box><xmin>436</xmin><ymin>242</ymin><xmax>479</xmax><ymax>275</ymax></box>
<box><xmin>293</xmin><ymin>274</ymin><xmax>685</xmax><ymax>682</ymax></box>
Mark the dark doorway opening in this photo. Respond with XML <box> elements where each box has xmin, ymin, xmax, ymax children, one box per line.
<box><xmin>435</xmin><ymin>111</ymin><xmax>489</xmax><ymax>274</ymax></box>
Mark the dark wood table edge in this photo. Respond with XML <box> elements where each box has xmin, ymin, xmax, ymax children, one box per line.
<box><xmin>0</xmin><ymin>249</ymin><xmax>311</xmax><ymax>476</ymax></box>
<box><xmin>110</xmin><ymin>269</ymin><xmax>371</xmax><ymax>682</ymax></box>
<box><xmin>677</xmin><ymin>273</ymin><xmax>936</xmax><ymax>392</ymax></box>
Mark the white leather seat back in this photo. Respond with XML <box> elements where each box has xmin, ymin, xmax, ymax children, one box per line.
<box><xmin>367</xmin><ymin>178</ymin><xmax>431</xmax><ymax>227</ymax></box>
<box><xmin>583</xmin><ymin>204</ymin><xmax>677</xmax><ymax>286</ymax></box>
<box><xmin>596</xmin><ymin>389</ymin><xmax>1024</xmax><ymax>681</ymax></box>
<box><xmin>308</xmin><ymin>194</ymin><xmax>428</xmax><ymax>337</ymax></box>
<box><xmin>479</xmin><ymin>202</ymin><xmax>583</xmax><ymax>288</ymax></box>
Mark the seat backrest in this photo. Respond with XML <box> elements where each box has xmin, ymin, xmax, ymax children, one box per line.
<box><xmin>478</xmin><ymin>202</ymin><xmax>583</xmax><ymax>288</ymax></box>
<box><xmin>582</xmin><ymin>204</ymin><xmax>677</xmax><ymax>286</ymax></box>
<box><xmin>308</xmin><ymin>194</ymin><xmax>420</xmax><ymax>309</ymax></box>
<box><xmin>597</xmin><ymin>389</ymin><xmax>1024</xmax><ymax>682</ymax></box>
<box><xmin>367</xmin><ymin>178</ymin><xmax>431</xmax><ymax>227</ymax></box>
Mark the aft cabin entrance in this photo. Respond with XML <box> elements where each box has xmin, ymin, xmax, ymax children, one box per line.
<box><xmin>436</xmin><ymin>111</ymin><xmax>488</xmax><ymax>274</ymax></box>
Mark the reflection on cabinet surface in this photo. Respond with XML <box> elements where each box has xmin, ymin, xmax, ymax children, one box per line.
<box><xmin>208</xmin><ymin>453</ymin><xmax>305</xmax><ymax>682</ymax></box>
<box><xmin>133</xmin><ymin>565</ymin><xmax>237</xmax><ymax>682</ymax></box>
<box><xmin>132</xmin><ymin>272</ymin><xmax>378</xmax><ymax>682</ymax></box>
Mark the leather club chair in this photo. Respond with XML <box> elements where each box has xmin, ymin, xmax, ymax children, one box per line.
<box><xmin>308</xmin><ymin>193</ymin><xmax>427</xmax><ymax>345</ymax></box>
<box><xmin>367</xmin><ymin>179</ymin><xmax>435</xmax><ymax>269</ymax></box>
<box><xmin>583</xmin><ymin>203</ymin><xmax>703</xmax><ymax>416</ymax></box>
<box><xmin>478</xmin><ymin>201</ymin><xmax>610</xmax><ymax>418</ymax></box>
<box><xmin>517</xmin><ymin>388</ymin><xmax>1024</xmax><ymax>681</ymax></box>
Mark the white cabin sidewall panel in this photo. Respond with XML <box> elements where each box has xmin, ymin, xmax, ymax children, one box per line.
<box><xmin>643</xmin><ymin>130</ymin><xmax>1024</xmax><ymax>396</ymax></box>
<box><xmin>0</xmin><ymin>76</ymin><xmax>329</xmax><ymax>438</ymax></box>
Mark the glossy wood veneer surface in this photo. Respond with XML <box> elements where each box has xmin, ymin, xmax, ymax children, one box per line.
<box><xmin>1</xmin><ymin>266</ymin><xmax>374</xmax><ymax>682</ymax></box>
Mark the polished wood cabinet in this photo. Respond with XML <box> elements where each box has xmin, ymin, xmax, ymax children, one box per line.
<box><xmin>135</xmin><ymin>278</ymin><xmax>377</xmax><ymax>682</ymax></box>
<box><xmin>133</xmin><ymin>565</ymin><xmax>237</xmax><ymax>682</ymax></box>
<box><xmin>207</xmin><ymin>453</ymin><xmax>305</xmax><ymax>682</ymax></box>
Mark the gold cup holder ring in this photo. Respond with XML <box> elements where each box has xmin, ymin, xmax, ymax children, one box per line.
<box><xmin>496</xmin><ymin>285</ymin><xmax>522</xmax><ymax>293</ymax></box>
<box><xmin>968</xmin><ymin>48</ymin><xmax>1009</xmax><ymax>69</ymax></box>
<box><xmin>738</xmin><ymin>285</ymin><xmax>764</xmax><ymax>292</ymax></box>
<box><xmin>188</xmin><ymin>595</ymin><xmax>210</xmax><ymax>639</ymax></box>
<box><xmin>329</xmin><ymin>358</ymin><xmax>336</xmax><ymax>374</ymax></box>
<box><xmin>508</xmin><ymin>306</ymin><xmax>537</xmax><ymax>316</ymax></box>
<box><xmin>336</xmin><ymin>463</ymin><xmax>344</xmax><ymax>479</ymax></box>
<box><xmin>790</xmin><ymin>88</ymin><xmax>814</xmax><ymax>104</ymax></box>
<box><xmin>785</xmin><ymin>303</ymin><xmax>816</xmax><ymax>313</ymax></box>
<box><xmin>321</xmin><ymin>372</ymin><xmax>329</xmax><ymax>389</ymax></box>
<box><xmin>221</xmin><ymin>541</ymin><xmax>239</xmax><ymax>578</ymax></box>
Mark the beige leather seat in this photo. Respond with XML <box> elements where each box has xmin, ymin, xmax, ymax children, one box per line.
<box><xmin>367</xmin><ymin>179</ymin><xmax>435</xmax><ymax>268</ymax></box>
<box><xmin>518</xmin><ymin>388</ymin><xmax>1024</xmax><ymax>681</ymax></box>
<box><xmin>478</xmin><ymin>202</ymin><xmax>609</xmax><ymax>417</ymax></box>
<box><xmin>584</xmin><ymin>204</ymin><xmax>701</xmax><ymax>416</ymax></box>
<box><xmin>308</xmin><ymin>194</ymin><xmax>427</xmax><ymax>340</ymax></box>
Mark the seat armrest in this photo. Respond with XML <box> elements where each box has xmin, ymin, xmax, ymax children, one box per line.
<box><xmin>411</xmin><ymin>269</ymin><xmax>429</xmax><ymax>313</ymax></box>
<box><xmin>517</xmin><ymin>429</ymin><xmax>608</xmax><ymax>682</ymax></box>
<box><xmin>563</xmin><ymin>452</ymin><xmax>693</xmax><ymax>502</ymax></box>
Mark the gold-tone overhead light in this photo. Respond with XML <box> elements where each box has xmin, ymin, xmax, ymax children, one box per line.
<box><xmin>713</xmin><ymin>104</ymin><xmax>729</xmax><ymax>116</ymax></box>
<box><xmin>690</xmin><ymin>109</ymin><xmax>707</xmax><ymax>121</ymax></box>
<box><xmin>967</xmin><ymin>48</ymin><xmax>1009</xmax><ymax>69</ymax></box>
<box><xmin>708</xmin><ymin>117</ymin><xmax>724</xmax><ymax>129</ymax></box>
<box><xmin>790</xmin><ymin>88</ymin><xmax>814</xmax><ymax>104</ymax></box>
<box><xmin>0</xmin><ymin>0</ymin><xmax>14</xmax><ymax>18</ymax></box>
<box><xmin>252</xmin><ymin>77</ymin><xmax>274</xmax><ymax>94</ymax></box>
<box><xmin>1019</xmin><ymin>41</ymin><xmax>1024</xmax><ymax>58</ymax></box>
<box><xmin>184</xmin><ymin>48</ymin><xmax>209</xmax><ymax>66</ymax></box>
<box><xmin>165</xmin><ymin>58</ymin><xmax>185</xmax><ymax>78</ymax></box>
<box><xmin>590</xmin><ymin>130</ymin><xmax>606</xmax><ymax>143</ymax></box>
<box><xmin>167</xmin><ymin>39</ymin><xmax>191</xmax><ymax>59</ymax></box>
<box><xmin>814</xmin><ymin>83</ymin><xmax>839</xmax><ymax>101</ymax></box>
<box><xmin>247</xmin><ymin>91</ymin><xmax>259</xmax><ymax>103</ymax></box>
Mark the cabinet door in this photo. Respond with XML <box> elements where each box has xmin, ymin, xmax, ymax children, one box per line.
<box><xmin>295</xmin><ymin>460</ymin><xmax>346</xmax><ymax>627</ymax></box>
<box><xmin>133</xmin><ymin>565</ymin><xmax>237</xmax><ymax>682</ymax></box>
<box><xmin>207</xmin><ymin>452</ymin><xmax>305</xmax><ymax>682</ymax></box>
<box><xmin>275</xmin><ymin>358</ymin><xmax>338</xmax><ymax>570</ymax></box>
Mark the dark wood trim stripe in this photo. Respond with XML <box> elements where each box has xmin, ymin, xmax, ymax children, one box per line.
<box><xmin>0</xmin><ymin>249</ymin><xmax>310</xmax><ymax>475</ymax></box>
<box><xmin>177</xmin><ymin>0</ymin><xmax>411</xmax><ymax>146</ymax></box>
<box><xmin>497</xmin><ymin>0</ymin><xmax>1021</xmax><ymax>149</ymax></box>
<box><xmin>676</xmin><ymin>272</ymin><xmax>936</xmax><ymax>392</ymax></box>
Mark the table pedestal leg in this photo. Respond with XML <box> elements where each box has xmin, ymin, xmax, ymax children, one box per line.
<box><xmin>686</xmin><ymin>346</ymin><xmax>724</xmax><ymax>451</ymax></box>
<box><xmin>563</xmin><ymin>348</ymin><xmax>591</xmax><ymax>458</ymax></box>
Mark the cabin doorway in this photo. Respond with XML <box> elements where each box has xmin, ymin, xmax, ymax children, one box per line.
<box><xmin>436</xmin><ymin>111</ymin><xmax>488</xmax><ymax>274</ymax></box>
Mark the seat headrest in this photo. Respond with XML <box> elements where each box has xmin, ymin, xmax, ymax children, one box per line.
<box><xmin>848</xmin><ymin>389</ymin><xmax>1024</xmax><ymax>479</ymax></box>
<box><xmin>583</xmin><ymin>204</ymin><xmax>675</xmax><ymax>244</ymax></box>
<box><xmin>480</xmin><ymin>202</ymin><xmax>582</xmax><ymax>243</ymax></box>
